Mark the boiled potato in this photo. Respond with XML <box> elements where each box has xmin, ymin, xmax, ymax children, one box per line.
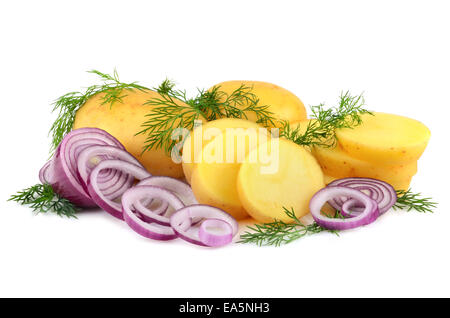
<box><xmin>74</xmin><ymin>89</ymin><xmax>199</xmax><ymax>178</ymax></box>
<box><xmin>182</xmin><ymin>118</ymin><xmax>263</xmax><ymax>183</ymax></box>
<box><xmin>311</xmin><ymin>143</ymin><xmax>418</xmax><ymax>182</ymax></box>
<box><xmin>237</xmin><ymin>138</ymin><xmax>324</xmax><ymax>223</ymax></box>
<box><xmin>190</xmin><ymin>128</ymin><xmax>269</xmax><ymax>220</ymax></box>
<box><xmin>336</xmin><ymin>112</ymin><xmax>431</xmax><ymax>164</ymax></box>
<box><xmin>209</xmin><ymin>81</ymin><xmax>307</xmax><ymax>127</ymax></box>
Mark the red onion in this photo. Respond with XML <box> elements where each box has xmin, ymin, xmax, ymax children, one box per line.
<box><xmin>199</xmin><ymin>218</ymin><xmax>233</xmax><ymax>247</ymax></box>
<box><xmin>170</xmin><ymin>205</ymin><xmax>238</xmax><ymax>247</ymax></box>
<box><xmin>121</xmin><ymin>186</ymin><xmax>186</xmax><ymax>240</ymax></box>
<box><xmin>39</xmin><ymin>160</ymin><xmax>54</xmax><ymax>184</ymax></box>
<box><xmin>87</xmin><ymin>160</ymin><xmax>151</xmax><ymax>219</ymax></box>
<box><xmin>327</xmin><ymin>177</ymin><xmax>397</xmax><ymax>215</ymax></box>
<box><xmin>46</xmin><ymin>128</ymin><xmax>125</xmax><ymax>207</ymax></box>
<box><xmin>309</xmin><ymin>186</ymin><xmax>379</xmax><ymax>230</ymax></box>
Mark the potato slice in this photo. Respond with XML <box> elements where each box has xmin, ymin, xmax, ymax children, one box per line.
<box><xmin>182</xmin><ymin>118</ymin><xmax>263</xmax><ymax>183</ymax></box>
<box><xmin>191</xmin><ymin>128</ymin><xmax>270</xmax><ymax>220</ymax></box>
<box><xmin>312</xmin><ymin>143</ymin><xmax>418</xmax><ymax>182</ymax></box>
<box><xmin>237</xmin><ymin>138</ymin><xmax>324</xmax><ymax>223</ymax></box>
<box><xmin>209</xmin><ymin>81</ymin><xmax>307</xmax><ymax>127</ymax></box>
<box><xmin>336</xmin><ymin>112</ymin><xmax>430</xmax><ymax>164</ymax></box>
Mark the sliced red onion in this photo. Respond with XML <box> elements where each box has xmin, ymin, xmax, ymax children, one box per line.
<box><xmin>199</xmin><ymin>218</ymin><xmax>233</xmax><ymax>247</ymax></box>
<box><xmin>48</xmin><ymin>128</ymin><xmax>125</xmax><ymax>207</ymax></box>
<box><xmin>310</xmin><ymin>186</ymin><xmax>380</xmax><ymax>230</ymax></box>
<box><xmin>122</xmin><ymin>186</ymin><xmax>186</xmax><ymax>240</ymax></box>
<box><xmin>170</xmin><ymin>205</ymin><xmax>238</xmax><ymax>247</ymax></box>
<box><xmin>327</xmin><ymin>177</ymin><xmax>397</xmax><ymax>215</ymax></box>
<box><xmin>39</xmin><ymin>160</ymin><xmax>54</xmax><ymax>184</ymax></box>
<box><xmin>77</xmin><ymin>145</ymin><xmax>145</xmax><ymax>200</ymax></box>
<box><xmin>134</xmin><ymin>176</ymin><xmax>198</xmax><ymax>225</ymax></box>
<box><xmin>87</xmin><ymin>160</ymin><xmax>151</xmax><ymax>219</ymax></box>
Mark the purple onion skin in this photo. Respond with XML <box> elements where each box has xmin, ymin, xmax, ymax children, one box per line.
<box><xmin>123</xmin><ymin>211</ymin><xmax>177</xmax><ymax>241</ymax></box>
<box><xmin>50</xmin><ymin>149</ymin><xmax>96</xmax><ymax>207</ymax></box>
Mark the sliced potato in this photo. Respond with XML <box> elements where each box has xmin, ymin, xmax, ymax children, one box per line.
<box><xmin>209</xmin><ymin>80</ymin><xmax>307</xmax><ymax>127</ymax></box>
<box><xmin>191</xmin><ymin>128</ymin><xmax>270</xmax><ymax>220</ymax></box>
<box><xmin>182</xmin><ymin>118</ymin><xmax>263</xmax><ymax>183</ymax></box>
<box><xmin>336</xmin><ymin>112</ymin><xmax>431</xmax><ymax>164</ymax></box>
<box><xmin>237</xmin><ymin>138</ymin><xmax>324</xmax><ymax>223</ymax></box>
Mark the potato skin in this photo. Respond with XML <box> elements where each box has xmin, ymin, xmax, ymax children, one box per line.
<box><xmin>209</xmin><ymin>80</ymin><xmax>307</xmax><ymax>127</ymax></box>
<box><xmin>336</xmin><ymin>112</ymin><xmax>431</xmax><ymax>164</ymax></box>
<box><xmin>237</xmin><ymin>138</ymin><xmax>325</xmax><ymax>223</ymax></box>
<box><xmin>73</xmin><ymin>89</ymin><xmax>188</xmax><ymax>178</ymax></box>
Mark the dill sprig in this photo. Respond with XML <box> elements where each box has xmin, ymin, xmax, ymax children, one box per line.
<box><xmin>137</xmin><ymin>80</ymin><xmax>276</xmax><ymax>154</ymax></box>
<box><xmin>238</xmin><ymin>207</ymin><xmax>339</xmax><ymax>246</ymax></box>
<box><xmin>49</xmin><ymin>69</ymin><xmax>148</xmax><ymax>152</ymax></box>
<box><xmin>8</xmin><ymin>183</ymin><xmax>78</xmax><ymax>218</ymax></box>
<box><xmin>281</xmin><ymin>91</ymin><xmax>372</xmax><ymax>148</ymax></box>
<box><xmin>393</xmin><ymin>189</ymin><xmax>437</xmax><ymax>213</ymax></box>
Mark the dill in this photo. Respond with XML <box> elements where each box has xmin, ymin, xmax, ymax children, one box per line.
<box><xmin>394</xmin><ymin>189</ymin><xmax>437</xmax><ymax>213</ymax></box>
<box><xmin>238</xmin><ymin>207</ymin><xmax>339</xmax><ymax>246</ymax></box>
<box><xmin>8</xmin><ymin>183</ymin><xmax>78</xmax><ymax>218</ymax></box>
<box><xmin>137</xmin><ymin>81</ymin><xmax>276</xmax><ymax>154</ymax></box>
<box><xmin>280</xmin><ymin>91</ymin><xmax>372</xmax><ymax>148</ymax></box>
<box><xmin>49</xmin><ymin>69</ymin><xmax>148</xmax><ymax>152</ymax></box>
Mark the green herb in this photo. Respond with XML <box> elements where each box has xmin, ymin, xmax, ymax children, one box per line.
<box><xmin>238</xmin><ymin>207</ymin><xmax>339</xmax><ymax>246</ymax></box>
<box><xmin>281</xmin><ymin>91</ymin><xmax>372</xmax><ymax>148</ymax></box>
<box><xmin>49</xmin><ymin>69</ymin><xmax>148</xmax><ymax>152</ymax></box>
<box><xmin>394</xmin><ymin>189</ymin><xmax>437</xmax><ymax>213</ymax></box>
<box><xmin>9</xmin><ymin>184</ymin><xmax>78</xmax><ymax>218</ymax></box>
<box><xmin>137</xmin><ymin>80</ymin><xmax>276</xmax><ymax>154</ymax></box>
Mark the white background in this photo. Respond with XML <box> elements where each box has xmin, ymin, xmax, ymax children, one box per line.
<box><xmin>0</xmin><ymin>0</ymin><xmax>449</xmax><ymax>298</ymax></box>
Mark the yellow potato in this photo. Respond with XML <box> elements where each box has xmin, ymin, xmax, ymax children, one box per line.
<box><xmin>74</xmin><ymin>89</ymin><xmax>199</xmax><ymax>178</ymax></box>
<box><xmin>209</xmin><ymin>80</ymin><xmax>307</xmax><ymax>127</ymax></box>
<box><xmin>191</xmin><ymin>128</ymin><xmax>270</xmax><ymax>220</ymax></box>
<box><xmin>336</xmin><ymin>112</ymin><xmax>431</xmax><ymax>164</ymax></box>
<box><xmin>182</xmin><ymin>118</ymin><xmax>263</xmax><ymax>183</ymax></box>
<box><xmin>311</xmin><ymin>143</ymin><xmax>418</xmax><ymax>182</ymax></box>
<box><xmin>237</xmin><ymin>138</ymin><xmax>325</xmax><ymax>223</ymax></box>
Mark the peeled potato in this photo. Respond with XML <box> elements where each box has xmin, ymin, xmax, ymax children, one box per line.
<box><xmin>191</xmin><ymin>128</ymin><xmax>270</xmax><ymax>220</ymax></box>
<box><xmin>182</xmin><ymin>118</ymin><xmax>263</xmax><ymax>183</ymax></box>
<box><xmin>311</xmin><ymin>143</ymin><xmax>418</xmax><ymax>182</ymax></box>
<box><xmin>209</xmin><ymin>80</ymin><xmax>307</xmax><ymax>127</ymax></box>
<box><xmin>237</xmin><ymin>138</ymin><xmax>324</xmax><ymax>223</ymax></box>
<box><xmin>336</xmin><ymin>112</ymin><xmax>431</xmax><ymax>164</ymax></box>
<box><xmin>74</xmin><ymin>89</ymin><xmax>202</xmax><ymax>178</ymax></box>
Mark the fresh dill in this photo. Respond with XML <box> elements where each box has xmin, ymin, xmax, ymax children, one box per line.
<box><xmin>394</xmin><ymin>189</ymin><xmax>437</xmax><ymax>213</ymax></box>
<box><xmin>49</xmin><ymin>69</ymin><xmax>148</xmax><ymax>152</ymax></box>
<box><xmin>238</xmin><ymin>207</ymin><xmax>339</xmax><ymax>246</ymax></box>
<box><xmin>137</xmin><ymin>80</ymin><xmax>276</xmax><ymax>154</ymax></box>
<box><xmin>8</xmin><ymin>183</ymin><xmax>78</xmax><ymax>218</ymax></box>
<box><xmin>280</xmin><ymin>91</ymin><xmax>372</xmax><ymax>148</ymax></box>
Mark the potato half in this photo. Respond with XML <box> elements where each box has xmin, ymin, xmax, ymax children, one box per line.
<box><xmin>237</xmin><ymin>138</ymin><xmax>324</xmax><ymax>223</ymax></box>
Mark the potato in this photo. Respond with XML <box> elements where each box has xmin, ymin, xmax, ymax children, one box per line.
<box><xmin>182</xmin><ymin>118</ymin><xmax>263</xmax><ymax>183</ymax></box>
<box><xmin>311</xmin><ymin>143</ymin><xmax>418</xmax><ymax>183</ymax></box>
<box><xmin>336</xmin><ymin>112</ymin><xmax>431</xmax><ymax>164</ymax></box>
<box><xmin>209</xmin><ymin>80</ymin><xmax>307</xmax><ymax>127</ymax></box>
<box><xmin>190</xmin><ymin>128</ymin><xmax>270</xmax><ymax>220</ymax></box>
<box><xmin>237</xmin><ymin>138</ymin><xmax>324</xmax><ymax>223</ymax></box>
<box><xmin>73</xmin><ymin>89</ymin><xmax>196</xmax><ymax>178</ymax></box>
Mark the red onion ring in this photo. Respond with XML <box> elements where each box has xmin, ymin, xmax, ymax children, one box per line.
<box><xmin>310</xmin><ymin>186</ymin><xmax>380</xmax><ymax>230</ymax></box>
<box><xmin>327</xmin><ymin>177</ymin><xmax>397</xmax><ymax>215</ymax></box>
<box><xmin>170</xmin><ymin>205</ymin><xmax>238</xmax><ymax>247</ymax></box>
<box><xmin>39</xmin><ymin>160</ymin><xmax>54</xmax><ymax>184</ymax></box>
<box><xmin>87</xmin><ymin>160</ymin><xmax>151</xmax><ymax>219</ymax></box>
<box><xmin>48</xmin><ymin>128</ymin><xmax>125</xmax><ymax>207</ymax></box>
<box><xmin>121</xmin><ymin>186</ymin><xmax>186</xmax><ymax>240</ymax></box>
<box><xmin>199</xmin><ymin>218</ymin><xmax>233</xmax><ymax>247</ymax></box>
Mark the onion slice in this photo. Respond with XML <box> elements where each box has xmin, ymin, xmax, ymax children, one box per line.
<box><xmin>199</xmin><ymin>218</ymin><xmax>233</xmax><ymax>247</ymax></box>
<box><xmin>327</xmin><ymin>177</ymin><xmax>397</xmax><ymax>215</ymax></box>
<box><xmin>310</xmin><ymin>186</ymin><xmax>380</xmax><ymax>230</ymax></box>
<box><xmin>87</xmin><ymin>160</ymin><xmax>151</xmax><ymax>219</ymax></box>
<box><xmin>39</xmin><ymin>160</ymin><xmax>54</xmax><ymax>184</ymax></box>
<box><xmin>170</xmin><ymin>205</ymin><xmax>238</xmax><ymax>247</ymax></box>
<box><xmin>121</xmin><ymin>186</ymin><xmax>186</xmax><ymax>240</ymax></box>
<box><xmin>48</xmin><ymin>128</ymin><xmax>125</xmax><ymax>207</ymax></box>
